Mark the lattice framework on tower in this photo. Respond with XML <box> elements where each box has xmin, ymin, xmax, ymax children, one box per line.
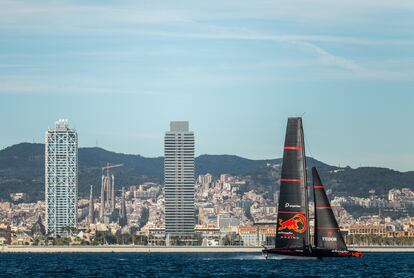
<box><xmin>45</xmin><ymin>119</ymin><xmax>78</xmax><ymax>237</ymax></box>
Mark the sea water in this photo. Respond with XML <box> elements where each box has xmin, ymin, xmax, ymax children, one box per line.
<box><xmin>0</xmin><ymin>252</ymin><xmax>412</xmax><ymax>277</ymax></box>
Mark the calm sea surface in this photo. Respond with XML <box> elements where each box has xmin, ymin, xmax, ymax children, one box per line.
<box><xmin>0</xmin><ymin>252</ymin><xmax>412</xmax><ymax>277</ymax></box>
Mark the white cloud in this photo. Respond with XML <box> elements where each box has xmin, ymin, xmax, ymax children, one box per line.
<box><xmin>0</xmin><ymin>64</ymin><xmax>35</xmax><ymax>68</ymax></box>
<box><xmin>0</xmin><ymin>0</ymin><xmax>412</xmax><ymax>94</ymax></box>
<box><xmin>0</xmin><ymin>0</ymin><xmax>412</xmax><ymax>34</ymax></box>
<box><xmin>0</xmin><ymin>0</ymin><xmax>191</xmax><ymax>33</ymax></box>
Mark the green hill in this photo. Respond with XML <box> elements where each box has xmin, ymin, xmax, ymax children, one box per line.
<box><xmin>0</xmin><ymin>143</ymin><xmax>413</xmax><ymax>202</ymax></box>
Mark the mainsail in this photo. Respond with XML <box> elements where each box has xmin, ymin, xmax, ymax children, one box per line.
<box><xmin>263</xmin><ymin>118</ymin><xmax>363</xmax><ymax>258</ymax></box>
<box><xmin>312</xmin><ymin>167</ymin><xmax>347</xmax><ymax>251</ymax></box>
<box><xmin>275</xmin><ymin>117</ymin><xmax>310</xmax><ymax>249</ymax></box>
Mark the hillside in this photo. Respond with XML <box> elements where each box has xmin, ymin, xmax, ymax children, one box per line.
<box><xmin>0</xmin><ymin>143</ymin><xmax>413</xmax><ymax>201</ymax></box>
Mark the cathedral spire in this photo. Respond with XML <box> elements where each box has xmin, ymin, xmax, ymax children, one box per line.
<box><xmin>119</xmin><ymin>186</ymin><xmax>127</xmax><ymax>227</ymax></box>
<box><xmin>88</xmin><ymin>185</ymin><xmax>94</xmax><ymax>224</ymax></box>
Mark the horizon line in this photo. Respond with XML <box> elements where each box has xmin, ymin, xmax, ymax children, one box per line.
<box><xmin>1</xmin><ymin>141</ymin><xmax>411</xmax><ymax>173</ymax></box>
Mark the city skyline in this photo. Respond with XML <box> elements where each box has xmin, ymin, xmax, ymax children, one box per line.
<box><xmin>1</xmin><ymin>0</ymin><xmax>414</xmax><ymax>274</ymax></box>
<box><xmin>1</xmin><ymin>1</ymin><xmax>413</xmax><ymax>172</ymax></box>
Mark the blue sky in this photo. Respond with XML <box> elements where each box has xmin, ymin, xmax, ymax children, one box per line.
<box><xmin>0</xmin><ymin>1</ymin><xmax>413</xmax><ymax>171</ymax></box>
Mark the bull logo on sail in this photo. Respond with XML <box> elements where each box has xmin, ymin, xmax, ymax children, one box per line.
<box><xmin>278</xmin><ymin>213</ymin><xmax>307</xmax><ymax>233</ymax></box>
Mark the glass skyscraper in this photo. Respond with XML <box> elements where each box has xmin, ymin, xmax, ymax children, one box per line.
<box><xmin>164</xmin><ymin>121</ymin><xmax>195</xmax><ymax>235</ymax></box>
<box><xmin>45</xmin><ymin>119</ymin><xmax>78</xmax><ymax>237</ymax></box>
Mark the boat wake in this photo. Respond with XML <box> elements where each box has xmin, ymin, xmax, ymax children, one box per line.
<box><xmin>269</xmin><ymin>255</ymin><xmax>318</xmax><ymax>261</ymax></box>
<box><xmin>201</xmin><ymin>254</ymin><xmax>264</xmax><ymax>261</ymax></box>
<box><xmin>200</xmin><ymin>254</ymin><xmax>318</xmax><ymax>261</ymax></box>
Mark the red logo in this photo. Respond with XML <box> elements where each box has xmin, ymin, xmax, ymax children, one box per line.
<box><xmin>327</xmin><ymin>231</ymin><xmax>334</xmax><ymax>237</ymax></box>
<box><xmin>278</xmin><ymin>214</ymin><xmax>307</xmax><ymax>233</ymax></box>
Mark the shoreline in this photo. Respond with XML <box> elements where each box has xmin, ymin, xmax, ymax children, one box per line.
<box><xmin>1</xmin><ymin>246</ymin><xmax>261</xmax><ymax>253</ymax></box>
<box><xmin>2</xmin><ymin>246</ymin><xmax>414</xmax><ymax>253</ymax></box>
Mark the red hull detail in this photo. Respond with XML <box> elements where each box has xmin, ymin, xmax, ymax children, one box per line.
<box><xmin>284</xmin><ymin>146</ymin><xmax>303</xmax><ymax>150</ymax></box>
<box><xmin>262</xmin><ymin>248</ymin><xmax>363</xmax><ymax>258</ymax></box>
<box><xmin>280</xmin><ymin>178</ymin><xmax>305</xmax><ymax>183</ymax></box>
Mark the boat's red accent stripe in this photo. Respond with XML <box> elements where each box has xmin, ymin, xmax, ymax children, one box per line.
<box><xmin>284</xmin><ymin>146</ymin><xmax>303</xmax><ymax>150</ymax></box>
<box><xmin>278</xmin><ymin>211</ymin><xmax>304</xmax><ymax>214</ymax></box>
<box><xmin>316</xmin><ymin>206</ymin><xmax>331</xmax><ymax>209</ymax></box>
<box><xmin>313</xmin><ymin>186</ymin><xmax>324</xmax><ymax>188</ymax></box>
<box><xmin>281</xmin><ymin>178</ymin><xmax>304</xmax><ymax>183</ymax></box>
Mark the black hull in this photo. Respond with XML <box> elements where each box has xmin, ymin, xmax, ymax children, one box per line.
<box><xmin>262</xmin><ymin>248</ymin><xmax>363</xmax><ymax>258</ymax></box>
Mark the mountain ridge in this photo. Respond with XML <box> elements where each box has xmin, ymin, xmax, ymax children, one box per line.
<box><xmin>0</xmin><ymin>142</ymin><xmax>413</xmax><ymax>202</ymax></box>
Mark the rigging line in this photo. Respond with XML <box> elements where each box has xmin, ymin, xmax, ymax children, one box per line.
<box><xmin>301</xmin><ymin>114</ymin><xmax>314</xmax><ymax>160</ymax></box>
<box><xmin>304</xmin><ymin>129</ymin><xmax>314</xmax><ymax>160</ymax></box>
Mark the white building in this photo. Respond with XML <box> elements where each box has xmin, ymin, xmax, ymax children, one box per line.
<box><xmin>220</xmin><ymin>174</ymin><xmax>231</xmax><ymax>183</ymax></box>
<box><xmin>388</xmin><ymin>189</ymin><xmax>401</xmax><ymax>202</ymax></box>
<box><xmin>218</xmin><ymin>213</ymin><xmax>240</xmax><ymax>231</ymax></box>
<box><xmin>45</xmin><ymin>119</ymin><xmax>78</xmax><ymax>237</ymax></box>
<box><xmin>164</xmin><ymin>121</ymin><xmax>195</xmax><ymax>235</ymax></box>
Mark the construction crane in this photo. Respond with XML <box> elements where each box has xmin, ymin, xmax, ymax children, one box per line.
<box><xmin>102</xmin><ymin>163</ymin><xmax>124</xmax><ymax>170</ymax></box>
<box><xmin>102</xmin><ymin>163</ymin><xmax>124</xmax><ymax>174</ymax></box>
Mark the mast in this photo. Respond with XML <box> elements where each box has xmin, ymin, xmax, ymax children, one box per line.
<box><xmin>312</xmin><ymin>167</ymin><xmax>347</xmax><ymax>251</ymax></box>
<box><xmin>275</xmin><ymin>117</ymin><xmax>309</xmax><ymax>249</ymax></box>
<box><xmin>300</xmin><ymin>118</ymin><xmax>311</xmax><ymax>246</ymax></box>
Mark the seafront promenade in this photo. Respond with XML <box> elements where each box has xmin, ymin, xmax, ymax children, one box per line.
<box><xmin>1</xmin><ymin>246</ymin><xmax>262</xmax><ymax>253</ymax></box>
<box><xmin>2</xmin><ymin>245</ymin><xmax>414</xmax><ymax>253</ymax></box>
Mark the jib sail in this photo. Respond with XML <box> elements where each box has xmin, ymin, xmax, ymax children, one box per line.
<box><xmin>312</xmin><ymin>167</ymin><xmax>347</xmax><ymax>251</ymax></box>
<box><xmin>275</xmin><ymin>117</ymin><xmax>310</xmax><ymax>249</ymax></box>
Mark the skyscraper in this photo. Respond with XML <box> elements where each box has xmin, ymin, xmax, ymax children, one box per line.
<box><xmin>45</xmin><ymin>119</ymin><xmax>78</xmax><ymax>237</ymax></box>
<box><xmin>164</xmin><ymin>121</ymin><xmax>195</xmax><ymax>235</ymax></box>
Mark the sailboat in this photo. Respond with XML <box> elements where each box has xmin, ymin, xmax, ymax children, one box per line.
<box><xmin>262</xmin><ymin>117</ymin><xmax>363</xmax><ymax>258</ymax></box>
